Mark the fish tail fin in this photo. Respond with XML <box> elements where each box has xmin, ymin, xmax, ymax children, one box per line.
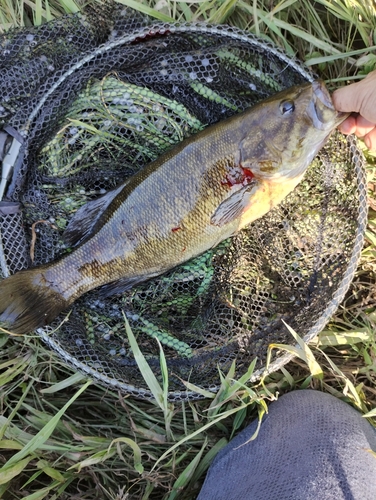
<box><xmin>0</xmin><ymin>268</ymin><xmax>70</xmax><ymax>334</ymax></box>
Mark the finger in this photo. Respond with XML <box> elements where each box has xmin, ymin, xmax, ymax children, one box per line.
<box><xmin>338</xmin><ymin>115</ymin><xmax>357</xmax><ymax>134</ymax></box>
<box><xmin>364</xmin><ymin>128</ymin><xmax>376</xmax><ymax>152</ymax></box>
<box><xmin>352</xmin><ymin>115</ymin><xmax>376</xmax><ymax>137</ymax></box>
<box><xmin>332</xmin><ymin>82</ymin><xmax>363</xmax><ymax>113</ymax></box>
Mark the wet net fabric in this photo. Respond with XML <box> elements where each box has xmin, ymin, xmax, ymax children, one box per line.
<box><xmin>0</xmin><ymin>6</ymin><xmax>368</xmax><ymax>400</ymax></box>
<box><xmin>197</xmin><ymin>390</ymin><xmax>376</xmax><ymax>500</ymax></box>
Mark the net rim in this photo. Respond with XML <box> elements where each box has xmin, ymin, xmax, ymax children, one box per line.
<box><xmin>0</xmin><ymin>19</ymin><xmax>368</xmax><ymax>401</ymax></box>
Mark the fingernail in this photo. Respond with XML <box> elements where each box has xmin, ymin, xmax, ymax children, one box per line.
<box><xmin>364</xmin><ymin>136</ymin><xmax>371</xmax><ymax>149</ymax></box>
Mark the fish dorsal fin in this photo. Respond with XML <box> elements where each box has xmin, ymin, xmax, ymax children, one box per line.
<box><xmin>211</xmin><ymin>180</ymin><xmax>258</xmax><ymax>227</ymax></box>
<box><xmin>63</xmin><ymin>182</ymin><xmax>125</xmax><ymax>247</ymax></box>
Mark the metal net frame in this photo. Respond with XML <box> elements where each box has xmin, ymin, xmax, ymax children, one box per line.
<box><xmin>0</xmin><ymin>7</ymin><xmax>368</xmax><ymax>400</ymax></box>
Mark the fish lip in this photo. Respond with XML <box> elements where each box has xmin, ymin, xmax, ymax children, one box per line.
<box><xmin>312</xmin><ymin>80</ymin><xmax>334</xmax><ymax>110</ymax></box>
<box><xmin>308</xmin><ymin>80</ymin><xmax>350</xmax><ymax>130</ymax></box>
<box><xmin>336</xmin><ymin>110</ymin><xmax>351</xmax><ymax>123</ymax></box>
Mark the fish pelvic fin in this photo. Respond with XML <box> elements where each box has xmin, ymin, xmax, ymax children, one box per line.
<box><xmin>0</xmin><ymin>269</ymin><xmax>70</xmax><ymax>335</ymax></box>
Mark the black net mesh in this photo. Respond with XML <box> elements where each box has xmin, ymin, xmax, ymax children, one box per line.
<box><xmin>0</xmin><ymin>6</ymin><xmax>368</xmax><ymax>400</ymax></box>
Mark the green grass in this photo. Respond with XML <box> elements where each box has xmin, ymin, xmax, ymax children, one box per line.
<box><xmin>2</xmin><ymin>0</ymin><xmax>376</xmax><ymax>80</ymax></box>
<box><xmin>1</xmin><ymin>318</ymin><xmax>375</xmax><ymax>499</ymax></box>
<box><xmin>0</xmin><ymin>0</ymin><xmax>376</xmax><ymax>498</ymax></box>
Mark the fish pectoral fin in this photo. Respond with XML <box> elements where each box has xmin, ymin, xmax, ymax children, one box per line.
<box><xmin>63</xmin><ymin>182</ymin><xmax>125</xmax><ymax>246</ymax></box>
<box><xmin>211</xmin><ymin>181</ymin><xmax>259</xmax><ymax>227</ymax></box>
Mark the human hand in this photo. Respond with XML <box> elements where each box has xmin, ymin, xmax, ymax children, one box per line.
<box><xmin>332</xmin><ymin>70</ymin><xmax>376</xmax><ymax>152</ymax></box>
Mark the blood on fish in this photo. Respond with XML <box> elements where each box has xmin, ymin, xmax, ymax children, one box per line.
<box><xmin>220</xmin><ymin>177</ymin><xmax>234</xmax><ymax>187</ymax></box>
<box><xmin>221</xmin><ymin>165</ymin><xmax>254</xmax><ymax>187</ymax></box>
<box><xmin>171</xmin><ymin>226</ymin><xmax>181</xmax><ymax>232</ymax></box>
<box><xmin>241</xmin><ymin>166</ymin><xmax>255</xmax><ymax>179</ymax></box>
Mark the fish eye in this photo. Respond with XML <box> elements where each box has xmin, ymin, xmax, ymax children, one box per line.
<box><xmin>279</xmin><ymin>100</ymin><xmax>295</xmax><ymax>115</ymax></box>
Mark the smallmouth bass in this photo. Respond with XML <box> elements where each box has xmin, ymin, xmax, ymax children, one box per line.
<box><xmin>0</xmin><ymin>81</ymin><xmax>347</xmax><ymax>334</ymax></box>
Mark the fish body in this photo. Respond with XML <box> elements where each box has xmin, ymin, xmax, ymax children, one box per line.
<box><xmin>0</xmin><ymin>81</ymin><xmax>347</xmax><ymax>334</ymax></box>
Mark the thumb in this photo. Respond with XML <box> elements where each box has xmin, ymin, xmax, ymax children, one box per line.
<box><xmin>332</xmin><ymin>71</ymin><xmax>376</xmax><ymax>124</ymax></box>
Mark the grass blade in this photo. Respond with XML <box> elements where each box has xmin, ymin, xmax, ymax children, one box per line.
<box><xmin>0</xmin><ymin>380</ymin><xmax>91</xmax><ymax>468</ymax></box>
<box><xmin>266</xmin><ymin>321</ymin><xmax>323</xmax><ymax>380</ymax></box>
<box><xmin>40</xmin><ymin>372</ymin><xmax>86</xmax><ymax>394</ymax></box>
<box><xmin>123</xmin><ymin>313</ymin><xmax>165</xmax><ymax>408</ymax></box>
<box><xmin>0</xmin><ymin>457</ymin><xmax>33</xmax><ymax>485</ymax></box>
<box><xmin>108</xmin><ymin>437</ymin><xmax>144</xmax><ymax>474</ymax></box>
<box><xmin>167</xmin><ymin>439</ymin><xmax>207</xmax><ymax>500</ymax></box>
<box><xmin>113</xmin><ymin>0</ymin><xmax>174</xmax><ymax>22</ymax></box>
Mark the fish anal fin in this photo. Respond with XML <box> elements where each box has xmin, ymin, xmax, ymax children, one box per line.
<box><xmin>98</xmin><ymin>276</ymin><xmax>144</xmax><ymax>298</ymax></box>
<box><xmin>63</xmin><ymin>183</ymin><xmax>124</xmax><ymax>247</ymax></box>
<box><xmin>211</xmin><ymin>180</ymin><xmax>259</xmax><ymax>227</ymax></box>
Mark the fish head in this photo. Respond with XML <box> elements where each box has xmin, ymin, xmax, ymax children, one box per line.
<box><xmin>239</xmin><ymin>80</ymin><xmax>349</xmax><ymax>180</ymax></box>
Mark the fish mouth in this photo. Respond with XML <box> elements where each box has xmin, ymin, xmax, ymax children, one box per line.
<box><xmin>307</xmin><ymin>80</ymin><xmax>349</xmax><ymax>131</ymax></box>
